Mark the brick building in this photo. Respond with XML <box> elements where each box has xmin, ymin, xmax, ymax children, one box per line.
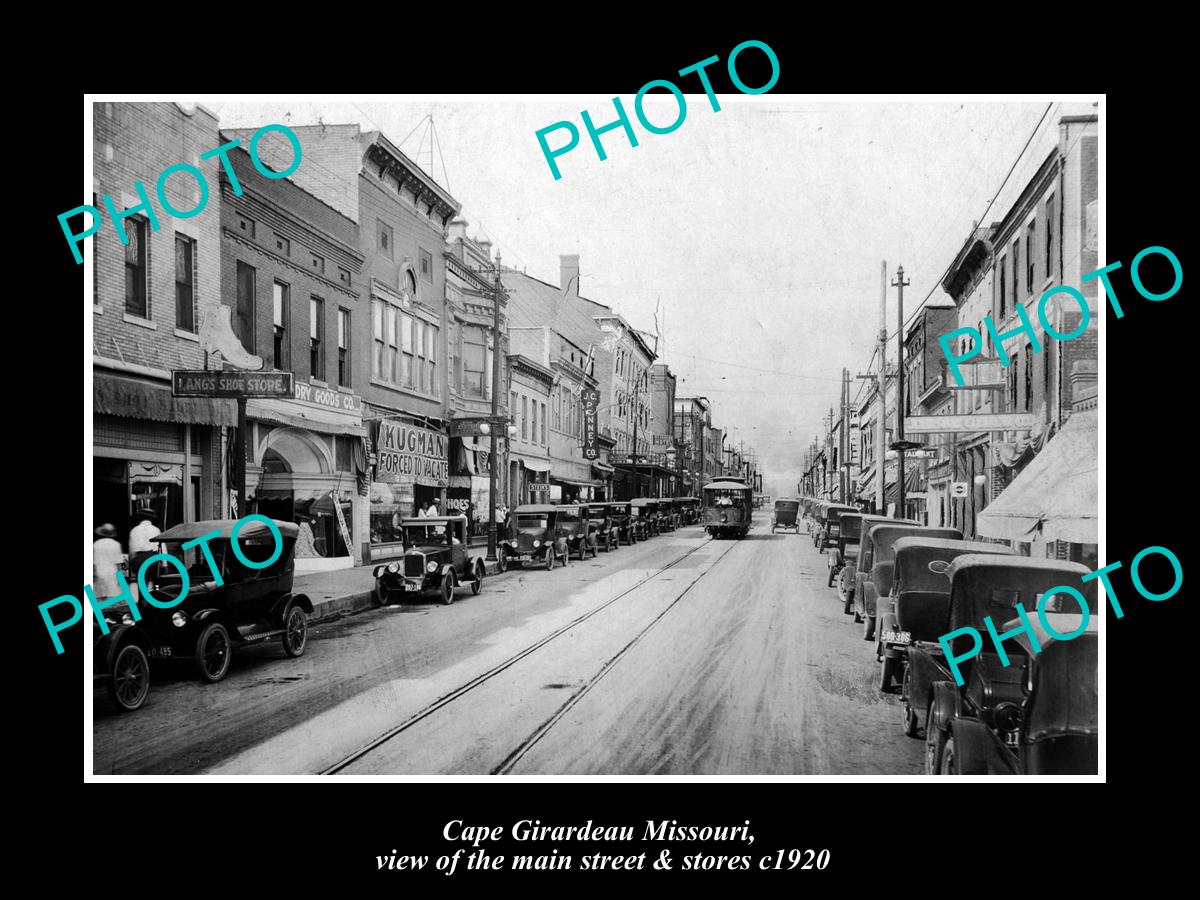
<box><xmin>92</xmin><ymin>102</ymin><xmax>232</xmax><ymax>541</ymax></box>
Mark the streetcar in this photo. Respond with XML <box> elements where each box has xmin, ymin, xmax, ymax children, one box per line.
<box><xmin>702</xmin><ymin>476</ymin><xmax>754</xmax><ymax>539</ymax></box>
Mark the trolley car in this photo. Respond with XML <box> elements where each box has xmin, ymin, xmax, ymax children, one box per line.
<box><xmin>702</xmin><ymin>476</ymin><xmax>754</xmax><ymax>539</ymax></box>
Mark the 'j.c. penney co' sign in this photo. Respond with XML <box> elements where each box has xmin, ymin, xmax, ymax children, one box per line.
<box><xmin>374</xmin><ymin>421</ymin><xmax>449</xmax><ymax>487</ymax></box>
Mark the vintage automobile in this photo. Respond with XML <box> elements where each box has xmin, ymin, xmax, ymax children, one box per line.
<box><xmin>133</xmin><ymin>519</ymin><xmax>313</xmax><ymax>684</ymax></box>
<box><xmin>656</xmin><ymin>498</ymin><xmax>678</xmax><ymax>532</ymax></box>
<box><xmin>877</xmin><ymin>537</ymin><xmax>1015</xmax><ymax>697</ymax></box>
<box><xmin>581</xmin><ymin>503</ymin><xmax>621</xmax><ymax>552</ymax></box>
<box><xmin>702</xmin><ymin>477</ymin><xmax>754</xmax><ymax>539</ymax></box>
<box><xmin>840</xmin><ymin>514</ymin><xmax>894</xmax><ymax>613</ymax></box>
<box><xmin>630</xmin><ymin>498</ymin><xmax>662</xmax><ymax>536</ymax></box>
<box><xmin>557</xmin><ymin>503</ymin><xmax>600</xmax><ymax>560</ymax></box>
<box><xmin>606</xmin><ymin>501</ymin><xmax>643</xmax><ymax>544</ymax></box>
<box><xmin>675</xmin><ymin>497</ymin><xmax>698</xmax><ymax>526</ymax></box>
<box><xmin>910</xmin><ymin>555</ymin><xmax>1096</xmax><ymax>775</ymax></box>
<box><xmin>851</xmin><ymin>518</ymin><xmax>934</xmax><ymax>640</ymax></box>
<box><xmin>372</xmin><ymin>516</ymin><xmax>485</xmax><ymax>605</ymax></box>
<box><xmin>93</xmin><ymin>605</ymin><xmax>153</xmax><ymax>712</ymax></box>
<box><xmin>772</xmin><ymin>499</ymin><xmax>801</xmax><ymax>534</ymax></box>
<box><xmin>819</xmin><ymin>504</ymin><xmax>859</xmax><ymax>554</ymax></box>
<box><xmin>940</xmin><ymin>616</ymin><xmax>1098</xmax><ymax>775</ymax></box>
<box><xmin>827</xmin><ymin>511</ymin><xmax>862</xmax><ymax>589</ymax></box>
<box><xmin>497</xmin><ymin>504</ymin><xmax>571</xmax><ymax>570</ymax></box>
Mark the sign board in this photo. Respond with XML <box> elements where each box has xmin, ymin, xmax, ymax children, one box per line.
<box><xmin>448</xmin><ymin>416</ymin><xmax>512</xmax><ymax>438</ymax></box>
<box><xmin>374</xmin><ymin>421</ymin><xmax>449</xmax><ymax>486</ymax></box>
<box><xmin>651</xmin><ymin>433</ymin><xmax>674</xmax><ymax>448</ymax></box>
<box><xmin>905</xmin><ymin>413</ymin><xmax>1039</xmax><ymax>434</ymax></box>
<box><xmin>330</xmin><ymin>491</ymin><xmax>353</xmax><ymax>552</ymax></box>
<box><xmin>172</xmin><ymin>370</ymin><xmax>293</xmax><ymax>398</ymax></box>
<box><xmin>293</xmin><ymin>380</ymin><xmax>361</xmax><ymax>412</ymax></box>
<box><xmin>950</xmin><ymin>482</ymin><xmax>969</xmax><ymax>498</ymax></box>
<box><xmin>581</xmin><ymin>388</ymin><xmax>600</xmax><ymax>460</ymax></box>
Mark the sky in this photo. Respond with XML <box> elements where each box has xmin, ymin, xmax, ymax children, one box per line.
<box><xmin>218</xmin><ymin>96</ymin><xmax>1097</xmax><ymax>498</ymax></box>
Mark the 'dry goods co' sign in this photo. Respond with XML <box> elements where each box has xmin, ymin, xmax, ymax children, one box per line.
<box><xmin>375</xmin><ymin>421</ymin><xmax>449</xmax><ymax>487</ymax></box>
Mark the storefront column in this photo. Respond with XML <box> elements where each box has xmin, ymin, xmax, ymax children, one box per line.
<box><xmin>182</xmin><ymin>424</ymin><xmax>194</xmax><ymax>524</ymax></box>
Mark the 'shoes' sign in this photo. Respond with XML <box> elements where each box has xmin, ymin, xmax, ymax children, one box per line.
<box><xmin>375</xmin><ymin>421</ymin><xmax>449</xmax><ymax>486</ymax></box>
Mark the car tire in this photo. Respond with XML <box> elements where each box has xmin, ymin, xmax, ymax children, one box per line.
<box><xmin>441</xmin><ymin>573</ymin><xmax>455</xmax><ymax>606</ymax></box>
<box><xmin>498</xmin><ymin>553</ymin><xmax>508</xmax><ymax>573</ymax></box>
<box><xmin>843</xmin><ymin>591</ymin><xmax>854</xmax><ymax>616</ymax></box>
<box><xmin>879</xmin><ymin>654</ymin><xmax>900</xmax><ymax>694</ymax></box>
<box><xmin>108</xmin><ymin>643</ymin><xmax>151</xmax><ymax>712</ymax></box>
<box><xmin>863</xmin><ymin>615</ymin><xmax>876</xmax><ymax>641</ymax></box>
<box><xmin>545</xmin><ymin>547</ymin><xmax>555</xmax><ymax>571</ymax></box>
<box><xmin>925</xmin><ymin>704</ymin><xmax>947</xmax><ymax>775</ymax></box>
<box><xmin>471</xmin><ymin>562</ymin><xmax>484</xmax><ymax>595</ymax></box>
<box><xmin>282</xmin><ymin>603</ymin><xmax>308</xmax><ymax>658</ymax></box>
<box><xmin>940</xmin><ymin>737</ymin><xmax>958</xmax><ymax>775</ymax></box>
<box><xmin>903</xmin><ymin>703</ymin><xmax>922</xmax><ymax>739</ymax></box>
<box><xmin>371</xmin><ymin>584</ymin><xmax>386</xmax><ymax>608</ymax></box>
<box><xmin>195</xmin><ymin>622</ymin><xmax>232</xmax><ymax>683</ymax></box>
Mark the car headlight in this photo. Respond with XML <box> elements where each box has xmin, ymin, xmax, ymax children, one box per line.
<box><xmin>121</xmin><ymin>613</ymin><xmax>135</xmax><ymax>625</ymax></box>
<box><xmin>426</xmin><ymin>561</ymin><xmax>438</xmax><ymax>573</ymax></box>
<box><xmin>533</xmin><ymin>540</ymin><xmax>541</xmax><ymax>548</ymax></box>
<box><xmin>386</xmin><ymin>562</ymin><xmax>400</xmax><ymax>574</ymax></box>
<box><xmin>171</xmin><ymin>610</ymin><xmax>187</xmax><ymax>628</ymax></box>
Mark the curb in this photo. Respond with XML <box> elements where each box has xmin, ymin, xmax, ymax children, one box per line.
<box><xmin>307</xmin><ymin>560</ymin><xmax>507</xmax><ymax>624</ymax></box>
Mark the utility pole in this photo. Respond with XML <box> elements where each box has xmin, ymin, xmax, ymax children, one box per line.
<box><xmin>892</xmin><ymin>264</ymin><xmax>911</xmax><ymax>520</ymax></box>
<box><xmin>877</xmin><ymin>260</ymin><xmax>887</xmax><ymax>516</ymax></box>
<box><xmin>825</xmin><ymin>407</ymin><xmax>834</xmax><ymax>497</ymax></box>
<box><xmin>840</xmin><ymin>367</ymin><xmax>849</xmax><ymax>503</ymax></box>
<box><xmin>487</xmin><ymin>253</ymin><xmax>504</xmax><ymax>561</ymax></box>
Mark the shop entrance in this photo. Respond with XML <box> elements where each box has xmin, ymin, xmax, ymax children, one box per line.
<box><xmin>255</xmin><ymin>428</ymin><xmax>353</xmax><ymax>560</ymax></box>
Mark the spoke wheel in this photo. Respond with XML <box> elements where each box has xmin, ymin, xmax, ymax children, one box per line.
<box><xmin>498</xmin><ymin>552</ymin><xmax>508</xmax><ymax>573</ymax></box>
<box><xmin>108</xmin><ymin>643</ymin><xmax>150</xmax><ymax>712</ymax></box>
<box><xmin>441</xmin><ymin>573</ymin><xmax>455</xmax><ymax>605</ymax></box>
<box><xmin>195</xmin><ymin>623</ymin><xmax>232</xmax><ymax>683</ymax></box>
<box><xmin>545</xmin><ymin>547</ymin><xmax>555</xmax><ymax>571</ymax></box>
<box><xmin>282</xmin><ymin>604</ymin><xmax>308</xmax><ymax>658</ymax></box>
<box><xmin>471</xmin><ymin>562</ymin><xmax>483</xmax><ymax>595</ymax></box>
<box><xmin>925</xmin><ymin>704</ymin><xmax>947</xmax><ymax>775</ymax></box>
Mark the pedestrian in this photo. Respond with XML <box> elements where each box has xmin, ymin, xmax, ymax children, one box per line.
<box><xmin>92</xmin><ymin>524</ymin><xmax>126</xmax><ymax>602</ymax></box>
<box><xmin>427</xmin><ymin>497</ymin><xmax>440</xmax><ymax>517</ymax></box>
<box><xmin>128</xmin><ymin>508</ymin><xmax>160</xmax><ymax>572</ymax></box>
<box><xmin>417</xmin><ymin>500</ymin><xmax>430</xmax><ymax>518</ymax></box>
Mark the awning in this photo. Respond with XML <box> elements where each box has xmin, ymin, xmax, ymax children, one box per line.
<box><xmin>94</xmin><ymin>371</ymin><xmax>237</xmax><ymax>426</ymax></box>
<box><xmin>516</xmin><ymin>456</ymin><xmax>552</xmax><ymax>472</ymax></box>
<box><xmin>592</xmin><ymin>461</ymin><xmax>615</xmax><ymax>474</ymax></box>
<box><xmin>552</xmin><ymin>477</ymin><xmax>603</xmax><ymax>488</ymax></box>
<box><xmin>247</xmin><ymin>398</ymin><xmax>366</xmax><ymax>437</ymax></box>
<box><xmin>976</xmin><ymin>410</ymin><xmax>1097</xmax><ymax>544</ymax></box>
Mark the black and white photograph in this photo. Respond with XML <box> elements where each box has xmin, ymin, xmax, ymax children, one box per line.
<box><xmin>72</xmin><ymin>89</ymin><xmax>1115</xmax><ymax>781</ymax></box>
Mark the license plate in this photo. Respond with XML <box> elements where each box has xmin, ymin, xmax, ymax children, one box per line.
<box><xmin>519</xmin><ymin>554</ymin><xmax>533</xmax><ymax>562</ymax></box>
<box><xmin>149</xmin><ymin>645</ymin><xmax>173</xmax><ymax>658</ymax></box>
<box><xmin>404</xmin><ymin>583</ymin><xmax>420</xmax><ymax>592</ymax></box>
<box><xmin>882</xmin><ymin>631</ymin><xmax>911</xmax><ymax>644</ymax></box>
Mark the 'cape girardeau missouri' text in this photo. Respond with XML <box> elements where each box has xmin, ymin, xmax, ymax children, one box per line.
<box><xmin>444</xmin><ymin>820</ymin><xmax>755</xmax><ymax>846</ymax></box>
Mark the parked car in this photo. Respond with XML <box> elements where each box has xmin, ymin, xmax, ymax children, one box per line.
<box><xmin>828</xmin><ymin>511</ymin><xmax>861</xmax><ymax>589</ymax></box>
<box><xmin>557</xmin><ymin>504</ymin><xmax>599</xmax><ymax>560</ymax></box>
<box><xmin>631</xmin><ymin>498</ymin><xmax>661</xmax><ymax>536</ymax></box>
<box><xmin>940</xmin><ymin>616</ymin><xmax>1098</xmax><ymax>775</ymax></box>
<box><xmin>841</xmin><ymin>514</ymin><xmax>894</xmax><ymax>614</ymax></box>
<box><xmin>878</xmin><ymin>537</ymin><xmax>1015</xmax><ymax>701</ymax></box>
<box><xmin>851</xmin><ymin>518</ymin><xmax>929</xmax><ymax>639</ymax></box>
<box><xmin>497</xmin><ymin>505</ymin><xmax>571</xmax><ymax>570</ymax></box>
<box><xmin>910</xmin><ymin>555</ymin><xmax>1096</xmax><ymax>775</ymax></box>
<box><xmin>819</xmin><ymin>505</ymin><xmax>858</xmax><ymax>554</ymax></box>
<box><xmin>772</xmin><ymin>499</ymin><xmax>801</xmax><ymax>534</ymax></box>
<box><xmin>93</xmin><ymin>610</ymin><xmax>152</xmax><ymax>712</ymax></box>
<box><xmin>582</xmin><ymin>503</ymin><xmax>620</xmax><ymax>552</ymax></box>
<box><xmin>606</xmin><ymin>501</ymin><xmax>642</xmax><ymax>545</ymax></box>
<box><xmin>372</xmin><ymin>515</ymin><xmax>485</xmax><ymax>605</ymax></box>
<box><xmin>133</xmin><ymin>518</ymin><xmax>313</xmax><ymax>684</ymax></box>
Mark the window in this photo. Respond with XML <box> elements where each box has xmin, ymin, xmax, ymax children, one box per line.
<box><xmin>426</xmin><ymin>318</ymin><xmax>438</xmax><ymax>398</ymax></box>
<box><xmin>405</xmin><ymin>269</ymin><xmax>417</xmax><ymax>298</ymax></box>
<box><xmin>1009</xmin><ymin>347</ymin><xmax>1019</xmax><ymax>410</ymax></box>
<box><xmin>338</xmin><ymin>266</ymin><xmax>351</xmax><ymax>286</ymax></box>
<box><xmin>1011</xmin><ymin>240</ymin><xmax>1019</xmax><ymax>303</ymax></box>
<box><xmin>998</xmin><ymin>256</ymin><xmax>1007</xmax><ymax>321</ymax></box>
<box><xmin>511</xmin><ymin>391</ymin><xmax>518</xmax><ymax>430</ymax></box>
<box><xmin>522</xmin><ymin>396</ymin><xmax>529</xmax><ymax>440</ymax></box>
<box><xmin>237</xmin><ymin>215</ymin><xmax>255</xmax><ymax>237</ymax></box>
<box><xmin>272</xmin><ymin>281</ymin><xmax>289</xmax><ymax>370</ymax></box>
<box><xmin>414</xmin><ymin>319</ymin><xmax>426</xmax><ymax>392</ymax></box>
<box><xmin>311</xmin><ymin>253</ymin><xmax>325</xmax><ymax>275</ymax></box>
<box><xmin>235</xmin><ymin>261</ymin><xmax>255</xmax><ymax>351</ymax></box>
<box><xmin>531</xmin><ymin>398</ymin><xmax>537</xmax><ymax>442</ymax></box>
<box><xmin>275</xmin><ymin>234</ymin><xmax>290</xmax><ymax>256</ymax></box>
<box><xmin>1045</xmin><ymin>194</ymin><xmax>1055</xmax><ymax>278</ymax></box>
<box><xmin>338</xmin><ymin>308</ymin><xmax>350</xmax><ymax>387</ymax></box>
<box><xmin>419</xmin><ymin>248</ymin><xmax>433</xmax><ymax>282</ymax></box>
<box><xmin>541</xmin><ymin>403</ymin><xmax>547</xmax><ymax>445</ymax></box>
<box><xmin>124</xmin><ymin>216</ymin><xmax>148</xmax><ymax>318</ymax></box>
<box><xmin>1023</xmin><ymin>339</ymin><xmax>1033</xmax><ymax>411</ymax></box>
<box><xmin>310</xmin><ymin>297</ymin><xmax>324</xmax><ymax>380</ymax></box>
<box><xmin>174</xmin><ymin>234</ymin><xmax>195</xmax><ymax>332</ymax></box>
<box><xmin>400</xmin><ymin>314</ymin><xmax>413</xmax><ymax>388</ymax></box>
<box><xmin>372</xmin><ymin>301</ymin><xmax>385</xmax><ymax>380</ymax></box>
<box><xmin>1026</xmin><ymin>219</ymin><xmax>1036</xmax><ymax>292</ymax></box>
<box><xmin>463</xmin><ymin>325</ymin><xmax>487</xmax><ymax>398</ymax></box>
<box><xmin>378</xmin><ymin>220</ymin><xmax>393</xmax><ymax>259</ymax></box>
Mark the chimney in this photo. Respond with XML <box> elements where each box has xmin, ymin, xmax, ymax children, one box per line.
<box><xmin>560</xmin><ymin>254</ymin><xmax>580</xmax><ymax>296</ymax></box>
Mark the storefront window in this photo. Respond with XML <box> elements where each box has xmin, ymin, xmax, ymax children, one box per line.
<box><xmin>369</xmin><ymin>481</ymin><xmax>414</xmax><ymax>545</ymax></box>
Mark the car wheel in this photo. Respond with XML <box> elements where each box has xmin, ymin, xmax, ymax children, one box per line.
<box><xmin>940</xmin><ymin>737</ymin><xmax>958</xmax><ymax>775</ymax></box>
<box><xmin>903</xmin><ymin>703</ymin><xmax>922</xmax><ymax>739</ymax></box>
<box><xmin>925</xmin><ymin>705</ymin><xmax>947</xmax><ymax>775</ymax></box>
<box><xmin>441</xmin><ymin>573</ymin><xmax>455</xmax><ymax>606</ymax></box>
<box><xmin>843</xmin><ymin>590</ymin><xmax>854</xmax><ymax>615</ymax></box>
<box><xmin>195</xmin><ymin>622</ymin><xmax>232</xmax><ymax>683</ymax></box>
<box><xmin>863</xmin><ymin>615</ymin><xmax>876</xmax><ymax>640</ymax></box>
<box><xmin>282</xmin><ymin>603</ymin><xmax>308</xmax><ymax>658</ymax></box>
<box><xmin>498</xmin><ymin>552</ymin><xmax>508</xmax><ymax>573</ymax></box>
<box><xmin>108</xmin><ymin>643</ymin><xmax>150</xmax><ymax>712</ymax></box>
<box><xmin>371</xmin><ymin>584</ymin><xmax>385</xmax><ymax>608</ymax></box>
<box><xmin>879</xmin><ymin>654</ymin><xmax>900</xmax><ymax>694</ymax></box>
<box><xmin>545</xmin><ymin>547</ymin><xmax>555</xmax><ymax>571</ymax></box>
<box><xmin>471</xmin><ymin>561</ymin><xmax>484</xmax><ymax>595</ymax></box>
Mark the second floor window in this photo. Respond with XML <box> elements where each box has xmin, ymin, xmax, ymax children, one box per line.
<box><xmin>125</xmin><ymin>216</ymin><xmax>148</xmax><ymax>318</ymax></box>
<box><xmin>998</xmin><ymin>257</ymin><xmax>1007</xmax><ymax>321</ymax></box>
<box><xmin>1045</xmin><ymin>195</ymin><xmax>1056</xmax><ymax>277</ymax></box>
<box><xmin>174</xmin><ymin>234</ymin><xmax>195</xmax><ymax>333</ymax></box>
<box><xmin>541</xmin><ymin>403</ymin><xmax>547</xmax><ymax>445</ymax></box>
<box><xmin>272</xmin><ymin>281</ymin><xmax>289</xmax><ymax>370</ymax></box>
<box><xmin>235</xmin><ymin>260</ymin><xmax>255</xmax><ymax>352</ymax></box>
<box><xmin>463</xmin><ymin>325</ymin><xmax>488</xmax><ymax>399</ymax></box>
<box><xmin>310</xmin><ymin>297</ymin><xmax>324</xmax><ymax>380</ymax></box>
<box><xmin>370</xmin><ymin>299</ymin><xmax>437</xmax><ymax>397</ymax></box>
<box><xmin>530</xmin><ymin>397</ymin><xmax>537</xmax><ymax>442</ymax></box>
<box><xmin>338</xmin><ymin>309</ymin><xmax>350</xmax><ymax>387</ymax></box>
<box><xmin>1026</xmin><ymin>218</ymin><xmax>1036</xmax><ymax>292</ymax></box>
<box><xmin>522</xmin><ymin>396</ymin><xmax>529</xmax><ymax>440</ymax></box>
<box><xmin>1011</xmin><ymin>240</ymin><xmax>1019</xmax><ymax>303</ymax></box>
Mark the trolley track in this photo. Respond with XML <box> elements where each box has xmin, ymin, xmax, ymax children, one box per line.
<box><xmin>321</xmin><ymin>532</ymin><xmax>739</xmax><ymax>775</ymax></box>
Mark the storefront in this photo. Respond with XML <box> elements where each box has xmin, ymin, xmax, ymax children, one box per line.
<box><xmin>93</xmin><ymin>369</ymin><xmax>231</xmax><ymax>540</ymax></box>
<box><xmin>451</xmin><ymin>436</ymin><xmax>505</xmax><ymax>538</ymax></box>
<box><xmin>510</xmin><ymin>453</ymin><xmax>551</xmax><ymax>506</ymax></box>
<box><xmin>369</xmin><ymin>417</ymin><xmax>450</xmax><ymax>560</ymax></box>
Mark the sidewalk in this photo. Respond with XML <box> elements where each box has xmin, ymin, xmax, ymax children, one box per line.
<box><xmin>294</xmin><ymin>552</ymin><xmax>505</xmax><ymax>623</ymax></box>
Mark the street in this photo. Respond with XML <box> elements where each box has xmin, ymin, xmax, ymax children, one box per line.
<box><xmin>93</xmin><ymin>520</ymin><xmax>922</xmax><ymax>776</ymax></box>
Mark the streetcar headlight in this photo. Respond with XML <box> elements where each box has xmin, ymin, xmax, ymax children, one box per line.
<box><xmin>533</xmin><ymin>540</ymin><xmax>541</xmax><ymax>548</ymax></box>
<box><xmin>426</xmin><ymin>561</ymin><xmax>438</xmax><ymax>573</ymax></box>
<box><xmin>386</xmin><ymin>562</ymin><xmax>400</xmax><ymax>574</ymax></box>
<box><xmin>171</xmin><ymin>610</ymin><xmax>187</xmax><ymax>628</ymax></box>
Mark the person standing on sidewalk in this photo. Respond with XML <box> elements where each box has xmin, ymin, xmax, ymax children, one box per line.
<box><xmin>128</xmin><ymin>509</ymin><xmax>160</xmax><ymax>573</ymax></box>
<box><xmin>93</xmin><ymin>524</ymin><xmax>125</xmax><ymax>601</ymax></box>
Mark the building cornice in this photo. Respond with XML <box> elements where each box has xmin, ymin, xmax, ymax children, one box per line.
<box><xmin>363</xmin><ymin>137</ymin><xmax>460</xmax><ymax>228</ymax></box>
